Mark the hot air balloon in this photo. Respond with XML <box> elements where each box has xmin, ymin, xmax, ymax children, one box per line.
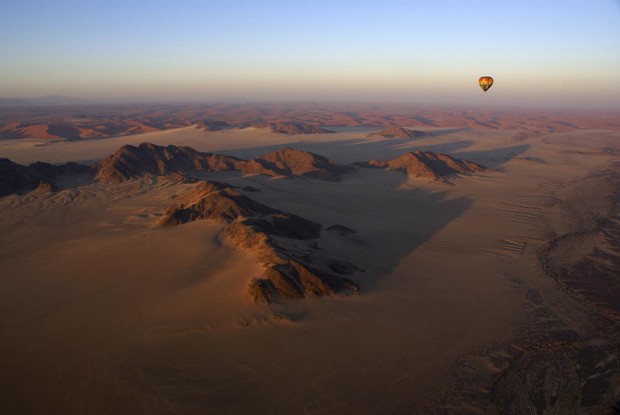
<box><xmin>479</xmin><ymin>76</ymin><xmax>493</xmax><ymax>92</ymax></box>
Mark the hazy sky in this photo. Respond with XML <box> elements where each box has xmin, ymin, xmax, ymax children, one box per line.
<box><xmin>1</xmin><ymin>0</ymin><xmax>619</xmax><ymax>108</ymax></box>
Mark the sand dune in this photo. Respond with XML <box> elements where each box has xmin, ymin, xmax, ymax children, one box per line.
<box><xmin>3</xmin><ymin>103</ymin><xmax>618</xmax><ymax>140</ymax></box>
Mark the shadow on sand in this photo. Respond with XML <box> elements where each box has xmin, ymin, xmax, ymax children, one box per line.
<box><xmin>427</xmin><ymin>127</ymin><xmax>473</xmax><ymax>136</ymax></box>
<box><xmin>454</xmin><ymin>143</ymin><xmax>531</xmax><ymax>168</ymax></box>
<box><xmin>195</xmin><ymin>168</ymin><xmax>473</xmax><ymax>295</ymax></box>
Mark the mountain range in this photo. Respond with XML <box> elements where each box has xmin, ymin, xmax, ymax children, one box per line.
<box><xmin>0</xmin><ymin>143</ymin><xmax>487</xmax><ymax>196</ymax></box>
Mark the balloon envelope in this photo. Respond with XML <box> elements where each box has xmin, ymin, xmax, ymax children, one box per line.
<box><xmin>479</xmin><ymin>76</ymin><xmax>493</xmax><ymax>92</ymax></box>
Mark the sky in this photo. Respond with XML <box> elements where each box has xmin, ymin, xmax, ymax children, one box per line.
<box><xmin>1</xmin><ymin>0</ymin><xmax>619</xmax><ymax>108</ymax></box>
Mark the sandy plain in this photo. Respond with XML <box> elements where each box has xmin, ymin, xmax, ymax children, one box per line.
<box><xmin>1</xmin><ymin>123</ymin><xmax>620</xmax><ymax>414</ymax></box>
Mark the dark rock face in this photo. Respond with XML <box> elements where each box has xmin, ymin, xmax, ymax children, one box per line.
<box><xmin>242</xmin><ymin>214</ymin><xmax>321</xmax><ymax>240</ymax></box>
<box><xmin>95</xmin><ymin>142</ymin><xmax>352</xmax><ymax>183</ymax></box>
<box><xmin>369</xmin><ymin>126</ymin><xmax>431</xmax><ymax>138</ymax></box>
<box><xmin>159</xmin><ymin>180</ymin><xmax>359</xmax><ymax>303</ymax></box>
<box><xmin>159</xmin><ymin>181</ymin><xmax>277</xmax><ymax>226</ymax></box>
<box><xmin>0</xmin><ymin>158</ymin><xmax>92</xmax><ymax>197</ymax></box>
<box><xmin>30</xmin><ymin>161</ymin><xmax>90</xmax><ymax>177</ymax></box>
<box><xmin>248</xmin><ymin>278</ymin><xmax>278</xmax><ymax>304</ymax></box>
<box><xmin>95</xmin><ymin>143</ymin><xmax>245</xmax><ymax>183</ymax></box>
<box><xmin>355</xmin><ymin>150</ymin><xmax>486</xmax><ymax>180</ymax></box>
<box><xmin>250</xmin><ymin>260</ymin><xmax>358</xmax><ymax>301</ymax></box>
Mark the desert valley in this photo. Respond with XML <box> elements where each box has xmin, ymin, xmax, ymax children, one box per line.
<box><xmin>1</xmin><ymin>104</ymin><xmax>620</xmax><ymax>413</ymax></box>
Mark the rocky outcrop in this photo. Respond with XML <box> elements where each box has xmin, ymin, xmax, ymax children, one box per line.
<box><xmin>254</xmin><ymin>122</ymin><xmax>333</xmax><ymax>135</ymax></box>
<box><xmin>355</xmin><ymin>151</ymin><xmax>485</xmax><ymax>180</ymax></box>
<box><xmin>369</xmin><ymin>126</ymin><xmax>431</xmax><ymax>138</ymax></box>
<box><xmin>0</xmin><ymin>158</ymin><xmax>44</xmax><ymax>196</ymax></box>
<box><xmin>32</xmin><ymin>181</ymin><xmax>55</xmax><ymax>193</ymax></box>
<box><xmin>95</xmin><ymin>143</ymin><xmax>352</xmax><ymax>183</ymax></box>
<box><xmin>159</xmin><ymin>180</ymin><xmax>359</xmax><ymax>303</ymax></box>
<box><xmin>95</xmin><ymin>143</ymin><xmax>245</xmax><ymax>183</ymax></box>
<box><xmin>0</xmin><ymin>158</ymin><xmax>92</xmax><ymax>196</ymax></box>
<box><xmin>196</xmin><ymin>120</ymin><xmax>233</xmax><ymax>131</ymax></box>
<box><xmin>253</xmin><ymin>147</ymin><xmax>352</xmax><ymax>181</ymax></box>
<box><xmin>158</xmin><ymin>181</ymin><xmax>277</xmax><ymax>226</ymax></box>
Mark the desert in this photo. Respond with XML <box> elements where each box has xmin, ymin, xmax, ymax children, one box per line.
<box><xmin>2</xmin><ymin>106</ymin><xmax>620</xmax><ymax>413</ymax></box>
<box><xmin>2</xmin><ymin>1</ymin><xmax>620</xmax><ymax>412</ymax></box>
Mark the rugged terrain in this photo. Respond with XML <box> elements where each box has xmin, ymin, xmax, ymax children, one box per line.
<box><xmin>1</xmin><ymin>115</ymin><xmax>620</xmax><ymax>414</ymax></box>
<box><xmin>0</xmin><ymin>158</ymin><xmax>92</xmax><ymax>196</ymax></box>
<box><xmin>3</xmin><ymin>143</ymin><xmax>488</xmax><ymax>195</ymax></box>
<box><xmin>2</xmin><ymin>102</ymin><xmax>618</xmax><ymax>140</ymax></box>
<box><xmin>95</xmin><ymin>143</ymin><xmax>351</xmax><ymax>183</ymax></box>
<box><xmin>355</xmin><ymin>150</ymin><xmax>486</xmax><ymax>181</ymax></box>
<box><xmin>158</xmin><ymin>180</ymin><xmax>359</xmax><ymax>303</ymax></box>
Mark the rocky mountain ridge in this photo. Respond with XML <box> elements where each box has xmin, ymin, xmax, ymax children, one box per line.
<box><xmin>356</xmin><ymin>150</ymin><xmax>486</xmax><ymax>180</ymax></box>
<box><xmin>95</xmin><ymin>143</ymin><xmax>351</xmax><ymax>183</ymax></box>
<box><xmin>196</xmin><ymin>120</ymin><xmax>334</xmax><ymax>134</ymax></box>
<box><xmin>1</xmin><ymin>144</ymin><xmax>487</xmax><ymax>197</ymax></box>
<box><xmin>0</xmin><ymin>158</ymin><xmax>92</xmax><ymax>196</ymax></box>
<box><xmin>159</xmin><ymin>180</ymin><xmax>359</xmax><ymax>303</ymax></box>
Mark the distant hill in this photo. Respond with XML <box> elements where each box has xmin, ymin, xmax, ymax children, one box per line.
<box><xmin>196</xmin><ymin>120</ymin><xmax>334</xmax><ymax>134</ymax></box>
<box><xmin>369</xmin><ymin>126</ymin><xmax>431</xmax><ymax>138</ymax></box>
<box><xmin>0</xmin><ymin>158</ymin><xmax>92</xmax><ymax>196</ymax></box>
<box><xmin>2</xmin><ymin>103</ymin><xmax>617</xmax><ymax>142</ymax></box>
<box><xmin>355</xmin><ymin>151</ymin><xmax>486</xmax><ymax>180</ymax></box>
<box><xmin>0</xmin><ymin>120</ymin><xmax>166</xmax><ymax>140</ymax></box>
